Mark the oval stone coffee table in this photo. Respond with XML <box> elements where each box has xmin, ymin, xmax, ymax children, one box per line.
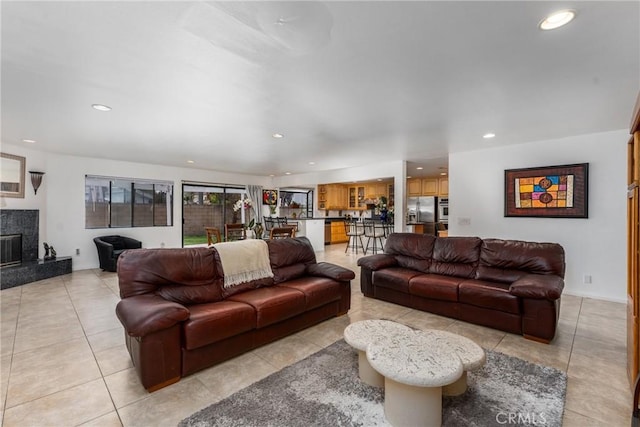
<box><xmin>343</xmin><ymin>319</ymin><xmax>414</xmax><ymax>387</ymax></box>
<box><xmin>420</xmin><ymin>329</ymin><xmax>486</xmax><ymax>396</ymax></box>
<box><xmin>367</xmin><ymin>332</ymin><xmax>463</xmax><ymax>427</ymax></box>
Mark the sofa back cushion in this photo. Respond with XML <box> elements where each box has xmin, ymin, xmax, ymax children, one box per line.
<box><xmin>429</xmin><ymin>237</ymin><xmax>482</xmax><ymax>278</ymax></box>
<box><xmin>267</xmin><ymin>237</ymin><xmax>317</xmax><ymax>284</ymax></box>
<box><xmin>384</xmin><ymin>233</ymin><xmax>435</xmax><ymax>273</ymax></box>
<box><xmin>118</xmin><ymin>248</ymin><xmax>225</xmax><ymax>304</ymax></box>
<box><xmin>477</xmin><ymin>239</ymin><xmax>566</xmax><ymax>283</ymax></box>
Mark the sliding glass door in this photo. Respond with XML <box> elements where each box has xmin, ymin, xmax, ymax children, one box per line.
<box><xmin>182</xmin><ymin>184</ymin><xmax>245</xmax><ymax>246</ymax></box>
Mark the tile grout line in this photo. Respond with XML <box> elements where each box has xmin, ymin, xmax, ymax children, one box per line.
<box><xmin>64</xmin><ymin>270</ymin><xmax>124</xmax><ymax>427</ymax></box>
<box><xmin>1</xmin><ymin>285</ymin><xmax>23</xmax><ymax>425</ymax></box>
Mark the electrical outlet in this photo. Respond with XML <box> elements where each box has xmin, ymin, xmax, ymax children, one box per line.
<box><xmin>75</xmin><ymin>248</ymin><xmax>80</xmax><ymax>255</ymax></box>
<box><xmin>583</xmin><ymin>275</ymin><xmax>592</xmax><ymax>284</ymax></box>
<box><xmin>160</xmin><ymin>242</ymin><xmax>165</xmax><ymax>248</ymax></box>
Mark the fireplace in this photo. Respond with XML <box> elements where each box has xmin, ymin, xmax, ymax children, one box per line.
<box><xmin>0</xmin><ymin>234</ymin><xmax>22</xmax><ymax>267</ymax></box>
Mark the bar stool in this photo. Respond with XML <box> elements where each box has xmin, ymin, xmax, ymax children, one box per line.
<box><xmin>363</xmin><ymin>220</ymin><xmax>385</xmax><ymax>254</ymax></box>
<box><xmin>344</xmin><ymin>219</ymin><xmax>365</xmax><ymax>254</ymax></box>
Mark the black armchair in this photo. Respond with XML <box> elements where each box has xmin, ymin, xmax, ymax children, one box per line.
<box><xmin>93</xmin><ymin>235</ymin><xmax>142</xmax><ymax>272</ymax></box>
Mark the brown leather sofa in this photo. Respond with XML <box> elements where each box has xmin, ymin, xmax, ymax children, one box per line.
<box><xmin>357</xmin><ymin>233</ymin><xmax>565</xmax><ymax>343</ymax></box>
<box><xmin>115</xmin><ymin>237</ymin><xmax>354</xmax><ymax>392</ymax></box>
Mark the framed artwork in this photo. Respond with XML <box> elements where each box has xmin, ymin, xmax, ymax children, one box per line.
<box><xmin>504</xmin><ymin>163</ymin><xmax>588</xmax><ymax>218</ymax></box>
<box><xmin>262</xmin><ymin>189</ymin><xmax>277</xmax><ymax>205</ymax></box>
<box><xmin>0</xmin><ymin>152</ymin><xmax>26</xmax><ymax>198</ymax></box>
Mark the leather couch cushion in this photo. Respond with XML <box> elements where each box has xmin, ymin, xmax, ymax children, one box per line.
<box><xmin>429</xmin><ymin>237</ymin><xmax>482</xmax><ymax>278</ymax></box>
<box><xmin>373</xmin><ymin>267</ymin><xmax>423</xmax><ymax>293</ymax></box>
<box><xmin>183</xmin><ymin>301</ymin><xmax>256</xmax><ymax>350</ymax></box>
<box><xmin>408</xmin><ymin>274</ymin><xmax>462</xmax><ymax>302</ymax></box>
<box><xmin>384</xmin><ymin>233</ymin><xmax>435</xmax><ymax>273</ymax></box>
<box><xmin>459</xmin><ymin>279</ymin><xmax>520</xmax><ymax>314</ymax></box>
<box><xmin>118</xmin><ymin>248</ymin><xmax>224</xmax><ymax>303</ymax></box>
<box><xmin>267</xmin><ymin>237</ymin><xmax>317</xmax><ymax>284</ymax></box>
<box><xmin>279</xmin><ymin>277</ymin><xmax>341</xmax><ymax>310</ymax></box>
<box><xmin>227</xmin><ymin>287</ymin><xmax>306</xmax><ymax>328</ymax></box>
<box><xmin>477</xmin><ymin>239</ymin><xmax>566</xmax><ymax>283</ymax></box>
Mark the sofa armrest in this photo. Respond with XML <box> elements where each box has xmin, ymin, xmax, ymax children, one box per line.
<box><xmin>116</xmin><ymin>295</ymin><xmax>190</xmax><ymax>338</ymax></box>
<box><xmin>509</xmin><ymin>274</ymin><xmax>564</xmax><ymax>300</ymax></box>
<box><xmin>357</xmin><ymin>254</ymin><xmax>398</xmax><ymax>270</ymax></box>
<box><xmin>307</xmin><ymin>262</ymin><xmax>355</xmax><ymax>281</ymax></box>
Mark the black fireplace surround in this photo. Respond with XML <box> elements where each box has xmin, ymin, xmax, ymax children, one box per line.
<box><xmin>0</xmin><ymin>209</ymin><xmax>71</xmax><ymax>289</ymax></box>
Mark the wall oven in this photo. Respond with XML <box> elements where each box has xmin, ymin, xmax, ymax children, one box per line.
<box><xmin>438</xmin><ymin>198</ymin><xmax>449</xmax><ymax>223</ymax></box>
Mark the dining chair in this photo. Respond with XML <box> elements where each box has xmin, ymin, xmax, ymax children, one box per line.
<box><xmin>269</xmin><ymin>227</ymin><xmax>296</xmax><ymax>239</ymax></box>
<box><xmin>225</xmin><ymin>223</ymin><xmax>246</xmax><ymax>241</ymax></box>
<box><xmin>205</xmin><ymin>227</ymin><xmax>222</xmax><ymax>246</ymax></box>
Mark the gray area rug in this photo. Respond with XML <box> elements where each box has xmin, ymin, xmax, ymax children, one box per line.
<box><xmin>179</xmin><ymin>340</ymin><xmax>566</xmax><ymax>427</ymax></box>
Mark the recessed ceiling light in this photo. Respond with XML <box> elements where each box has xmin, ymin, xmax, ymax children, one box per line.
<box><xmin>285</xmin><ymin>172</ymin><xmax>291</xmax><ymax>175</ymax></box>
<box><xmin>308</xmin><ymin>161</ymin><xmax>316</xmax><ymax>165</ymax></box>
<box><xmin>272</xmin><ymin>133</ymin><xmax>284</xmax><ymax>139</ymax></box>
<box><xmin>483</xmin><ymin>133</ymin><xmax>496</xmax><ymax>139</ymax></box>
<box><xmin>269</xmin><ymin>174</ymin><xmax>275</xmax><ymax>177</ymax></box>
<box><xmin>187</xmin><ymin>160</ymin><xmax>195</xmax><ymax>164</ymax></box>
<box><xmin>416</xmin><ymin>167</ymin><xmax>423</xmax><ymax>170</ymax></box>
<box><xmin>440</xmin><ymin>172</ymin><xmax>447</xmax><ymax>176</ymax></box>
<box><xmin>377</xmin><ymin>179</ymin><xmax>382</xmax><ymax>181</ymax></box>
<box><xmin>539</xmin><ymin>10</ymin><xmax>576</xmax><ymax>30</ymax></box>
<box><xmin>22</xmin><ymin>139</ymin><xmax>36</xmax><ymax>143</ymax></box>
<box><xmin>92</xmin><ymin>104</ymin><xmax>112</xmax><ymax>111</ymax></box>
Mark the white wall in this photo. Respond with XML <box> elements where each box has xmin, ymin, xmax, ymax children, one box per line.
<box><xmin>449</xmin><ymin>129</ymin><xmax>628</xmax><ymax>302</ymax></box>
<box><xmin>1</xmin><ymin>143</ymin><xmax>271</xmax><ymax>270</ymax></box>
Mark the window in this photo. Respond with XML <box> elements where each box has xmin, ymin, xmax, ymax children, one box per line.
<box><xmin>85</xmin><ymin>175</ymin><xmax>173</xmax><ymax>228</ymax></box>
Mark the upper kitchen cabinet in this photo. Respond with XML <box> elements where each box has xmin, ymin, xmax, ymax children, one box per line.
<box><xmin>348</xmin><ymin>185</ymin><xmax>365</xmax><ymax>209</ymax></box>
<box><xmin>438</xmin><ymin>177</ymin><xmax>449</xmax><ymax>197</ymax></box>
<box><xmin>421</xmin><ymin>178</ymin><xmax>438</xmax><ymax>196</ymax></box>
<box><xmin>406</xmin><ymin>177</ymin><xmax>448</xmax><ymax>197</ymax></box>
<box><xmin>318</xmin><ymin>184</ymin><xmax>347</xmax><ymax>210</ymax></box>
<box><xmin>407</xmin><ymin>178</ymin><xmax>422</xmax><ymax>196</ymax></box>
<box><xmin>365</xmin><ymin>183</ymin><xmax>388</xmax><ymax>199</ymax></box>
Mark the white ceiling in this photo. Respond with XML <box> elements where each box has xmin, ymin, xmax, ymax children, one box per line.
<box><xmin>2</xmin><ymin>1</ymin><xmax>638</xmax><ymax>178</ymax></box>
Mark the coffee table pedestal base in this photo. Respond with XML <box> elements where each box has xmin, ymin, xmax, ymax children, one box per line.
<box><xmin>358</xmin><ymin>350</ymin><xmax>384</xmax><ymax>388</ymax></box>
<box><xmin>384</xmin><ymin>378</ymin><xmax>441</xmax><ymax>427</ymax></box>
<box><xmin>443</xmin><ymin>371</ymin><xmax>467</xmax><ymax>396</ymax></box>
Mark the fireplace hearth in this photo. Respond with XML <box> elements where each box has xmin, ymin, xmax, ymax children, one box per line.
<box><xmin>0</xmin><ymin>209</ymin><xmax>72</xmax><ymax>289</ymax></box>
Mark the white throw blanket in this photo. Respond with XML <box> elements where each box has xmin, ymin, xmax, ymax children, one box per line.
<box><xmin>213</xmin><ymin>239</ymin><xmax>274</xmax><ymax>288</ymax></box>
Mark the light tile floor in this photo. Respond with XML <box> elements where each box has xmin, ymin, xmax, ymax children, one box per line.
<box><xmin>0</xmin><ymin>244</ymin><xmax>631</xmax><ymax>426</ymax></box>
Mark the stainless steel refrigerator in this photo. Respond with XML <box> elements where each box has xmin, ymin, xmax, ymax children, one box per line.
<box><xmin>407</xmin><ymin>196</ymin><xmax>437</xmax><ymax>234</ymax></box>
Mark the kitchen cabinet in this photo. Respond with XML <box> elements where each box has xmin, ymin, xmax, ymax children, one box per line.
<box><xmin>407</xmin><ymin>177</ymin><xmax>447</xmax><ymax>197</ymax></box>
<box><xmin>327</xmin><ymin>184</ymin><xmax>347</xmax><ymax>209</ymax></box>
<box><xmin>421</xmin><ymin>178</ymin><xmax>438</xmax><ymax>196</ymax></box>
<box><xmin>318</xmin><ymin>184</ymin><xmax>347</xmax><ymax>209</ymax></box>
<box><xmin>438</xmin><ymin>178</ymin><xmax>449</xmax><ymax>197</ymax></box>
<box><xmin>330</xmin><ymin>221</ymin><xmax>348</xmax><ymax>243</ymax></box>
<box><xmin>348</xmin><ymin>185</ymin><xmax>366</xmax><ymax>209</ymax></box>
<box><xmin>364</xmin><ymin>183</ymin><xmax>387</xmax><ymax>199</ymax></box>
<box><xmin>407</xmin><ymin>178</ymin><xmax>422</xmax><ymax>197</ymax></box>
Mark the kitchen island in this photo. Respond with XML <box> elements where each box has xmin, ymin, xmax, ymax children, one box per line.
<box><xmin>281</xmin><ymin>218</ymin><xmax>325</xmax><ymax>252</ymax></box>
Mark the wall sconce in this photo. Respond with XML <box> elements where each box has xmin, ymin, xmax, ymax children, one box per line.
<box><xmin>28</xmin><ymin>171</ymin><xmax>45</xmax><ymax>195</ymax></box>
